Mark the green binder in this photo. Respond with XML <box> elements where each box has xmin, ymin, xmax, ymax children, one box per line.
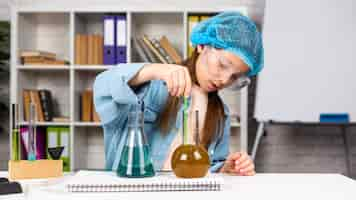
<box><xmin>46</xmin><ymin>127</ymin><xmax>70</xmax><ymax>172</ymax></box>
<box><xmin>59</xmin><ymin>127</ymin><xmax>70</xmax><ymax>172</ymax></box>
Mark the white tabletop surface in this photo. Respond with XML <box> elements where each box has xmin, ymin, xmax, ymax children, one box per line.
<box><xmin>1</xmin><ymin>171</ymin><xmax>355</xmax><ymax>200</ymax></box>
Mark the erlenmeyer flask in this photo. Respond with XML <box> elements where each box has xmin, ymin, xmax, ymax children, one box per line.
<box><xmin>117</xmin><ymin>103</ymin><xmax>155</xmax><ymax>178</ymax></box>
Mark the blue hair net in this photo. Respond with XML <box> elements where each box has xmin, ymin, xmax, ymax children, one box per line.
<box><xmin>190</xmin><ymin>11</ymin><xmax>264</xmax><ymax>76</ymax></box>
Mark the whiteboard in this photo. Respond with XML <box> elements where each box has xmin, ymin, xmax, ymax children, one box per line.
<box><xmin>254</xmin><ymin>0</ymin><xmax>356</xmax><ymax>123</ymax></box>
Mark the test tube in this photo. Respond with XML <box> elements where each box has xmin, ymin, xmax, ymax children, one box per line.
<box><xmin>183</xmin><ymin>98</ymin><xmax>188</xmax><ymax>145</ymax></box>
<box><xmin>28</xmin><ymin>103</ymin><xmax>36</xmax><ymax>161</ymax></box>
<box><xmin>195</xmin><ymin>110</ymin><xmax>200</xmax><ymax>146</ymax></box>
<box><xmin>11</xmin><ymin>104</ymin><xmax>20</xmax><ymax>160</ymax></box>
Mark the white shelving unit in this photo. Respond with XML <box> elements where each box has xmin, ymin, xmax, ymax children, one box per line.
<box><xmin>10</xmin><ymin>1</ymin><xmax>250</xmax><ymax>171</ymax></box>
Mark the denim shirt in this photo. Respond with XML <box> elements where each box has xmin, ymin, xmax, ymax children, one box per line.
<box><xmin>93</xmin><ymin>63</ymin><xmax>231</xmax><ymax>172</ymax></box>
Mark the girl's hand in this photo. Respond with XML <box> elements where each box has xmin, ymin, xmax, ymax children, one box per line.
<box><xmin>156</xmin><ymin>64</ymin><xmax>192</xmax><ymax>97</ymax></box>
<box><xmin>129</xmin><ymin>63</ymin><xmax>192</xmax><ymax>97</ymax></box>
<box><xmin>219</xmin><ymin>152</ymin><xmax>256</xmax><ymax>176</ymax></box>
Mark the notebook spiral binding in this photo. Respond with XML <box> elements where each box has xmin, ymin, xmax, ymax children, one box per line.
<box><xmin>66</xmin><ymin>178</ymin><xmax>222</xmax><ymax>192</ymax></box>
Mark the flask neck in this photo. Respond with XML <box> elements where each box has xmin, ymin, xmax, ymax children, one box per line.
<box><xmin>128</xmin><ymin>110</ymin><xmax>144</xmax><ymax>128</ymax></box>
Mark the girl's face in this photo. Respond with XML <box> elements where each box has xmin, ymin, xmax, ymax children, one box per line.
<box><xmin>195</xmin><ymin>45</ymin><xmax>250</xmax><ymax>92</ymax></box>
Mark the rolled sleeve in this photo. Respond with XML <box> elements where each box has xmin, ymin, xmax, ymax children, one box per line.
<box><xmin>93</xmin><ymin>63</ymin><xmax>149</xmax><ymax>125</ymax></box>
<box><xmin>210</xmin><ymin>161</ymin><xmax>225</xmax><ymax>172</ymax></box>
<box><xmin>109</xmin><ymin>63</ymin><xmax>150</xmax><ymax>104</ymax></box>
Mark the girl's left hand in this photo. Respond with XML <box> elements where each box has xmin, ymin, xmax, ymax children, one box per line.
<box><xmin>219</xmin><ymin>152</ymin><xmax>256</xmax><ymax>176</ymax></box>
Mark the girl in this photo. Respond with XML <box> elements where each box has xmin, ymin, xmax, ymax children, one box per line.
<box><xmin>94</xmin><ymin>11</ymin><xmax>263</xmax><ymax>175</ymax></box>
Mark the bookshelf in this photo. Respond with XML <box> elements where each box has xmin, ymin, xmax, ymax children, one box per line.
<box><xmin>10</xmin><ymin>3</ymin><xmax>250</xmax><ymax>171</ymax></box>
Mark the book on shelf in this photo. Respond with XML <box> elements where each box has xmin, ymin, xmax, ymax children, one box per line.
<box><xmin>80</xmin><ymin>90</ymin><xmax>93</xmax><ymax>122</ymax></box>
<box><xmin>138</xmin><ymin>37</ymin><xmax>158</xmax><ymax>62</ymax></box>
<box><xmin>75</xmin><ymin>34</ymin><xmax>88</xmax><ymax>65</ymax></box>
<box><xmin>38</xmin><ymin>89</ymin><xmax>54</xmax><ymax>122</ymax></box>
<box><xmin>80</xmin><ymin>35</ymin><xmax>88</xmax><ymax>65</ymax></box>
<box><xmin>75</xmin><ymin>34</ymin><xmax>104</xmax><ymax>65</ymax></box>
<box><xmin>199</xmin><ymin>15</ymin><xmax>212</xmax><ymax>21</ymax></box>
<box><xmin>92</xmin><ymin>100</ymin><xmax>100</xmax><ymax>123</ymax></box>
<box><xmin>132</xmin><ymin>37</ymin><xmax>150</xmax><ymax>62</ymax></box>
<box><xmin>96</xmin><ymin>34</ymin><xmax>104</xmax><ymax>65</ymax></box>
<box><xmin>20</xmin><ymin>50</ymin><xmax>69</xmax><ymax>65</ymax></box>
<box><xmin>22</xmin><ymin>90</ymin><xmax>31</xmax><ymax>121</ymax></box>
<box><xmin>23</xmin><ymin>89</ymin><xmax>57</xmax><ymax>122</ymax></box>
<box><xmin>75</xmin><ymin>34</ymin><xmax>82</xmax><ymax>64</ymax></box>
<box><xmin>93</xmin><ymin>111</ymin><xmax>100</xmax><ymax>123</ymax></box>
<box><xmin>79</xmin><ymin>89</ymin><xmax>100</xmax><ymax>123</ymax></box>
<box><xmin>88</xmin><ymin>35</ymin><xmax>95</xmax><ymax>65</ymax></box>
<box><xmin>159</xmin><ymin>35</ymin><xmax>183</xmax><ymax>64</ymax></box>
<box><xmin>52</xmin><ymin>117</ymin><xmax>70</xmax><ymax>123</ymax></box>
<box><xmin>151</xmin><ymin>38</ymin><xmax>174</xmax><ymax>64</ymax></box>
<box><xmin>23</xmin><ymin>59</ymin><xmax>69</xmax><ymax>65</ymax></box>
<box><xmin>22</xmin><ymin>56</ymin><xmax>54</xmax><ymax>62</ymax></box>
<box><xmin>188</xmin><ymin>15</ymin><xmax>199</xmax><ymax>57</ymax></box>
<box><xmin>29</xmin><ymin>90</ymin><xmax>45</xmax><ymax>122</ymax></box>
<box><xmin>142</xmin><ymin>34</ymin><xmax>168</xmax><ymax>64</ymax></box>
<box><xmin>187</xmin><ymin>14</ymin><xmax>214</xmax><ymax>57</ymax></box>
<box><xmin>20</xmin><ymin>50</ymin><xmax>56</xmax><ymax>59</ymax></box>
<box><xmin>134</xmin><ymin>35</ymin><xmax>182</xmax><ymax>64</ymax></box>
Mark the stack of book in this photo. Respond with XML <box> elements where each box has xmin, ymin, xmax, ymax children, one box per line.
<box><xmin>80</xmin><ymin>90</ymin><xmax>100</xmax><ymax>122</ymax></box>
<box><xmin>132</xmin><ymin>35</ymin><xmax>182</xmax><ymax>64</ymax></box>
<box><xmin>22</xmin><ymin>89</ymin><xmax>69</xmax><ymax>123</ymax></box>
<box><xmin>75</xmin><ymin>34</ymin><xmax>104</xmax><ymax>65</ymax></box>
<box><xmin>20</xmin><ymin>50</ymin><xmax>69</xmax><ymax>65</ymax></box>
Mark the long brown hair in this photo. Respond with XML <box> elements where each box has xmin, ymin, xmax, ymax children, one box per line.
<box><xmin>157</xmin><ymin>48</ymin><xmax>226</xmax><ymax>149</ymax></box>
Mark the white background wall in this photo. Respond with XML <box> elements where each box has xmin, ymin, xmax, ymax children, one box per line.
<box><xmin>0</xmin><ymin>0</ymin><xmax>10</xmax><ymax>21</ymax></box>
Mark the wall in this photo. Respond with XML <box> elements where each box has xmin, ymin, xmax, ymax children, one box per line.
<box><xmin>0</xmin><ymin>1</ymin><xmax>10</xmax><ymax>21</ymax></box>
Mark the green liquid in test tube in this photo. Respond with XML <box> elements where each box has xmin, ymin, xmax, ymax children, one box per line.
<box><xmin>183</xmin><ymin>97</ymin><xmax>188</xmax><ymax>145</ymax></box>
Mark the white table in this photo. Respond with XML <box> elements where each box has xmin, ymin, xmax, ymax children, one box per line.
<box><xmin>1</xmin><ymin>172</ymin><xmax>355</xmax><ymax>200</ymax></box>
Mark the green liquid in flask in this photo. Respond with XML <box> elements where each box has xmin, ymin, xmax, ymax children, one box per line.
<box><xmin>117</xmin><ymin>145</ymin><xmax>155</xmax><ymax>178</ymax></box>
<box><xmin>117</xmin><ymin>102</ymin><xmax>155</xmax><ymax>178</ymax></box>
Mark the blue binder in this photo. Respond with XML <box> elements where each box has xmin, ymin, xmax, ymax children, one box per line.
<box><xmin>103</xmin><ymin>15</ymin><xmax>116</xmax><ymax>65</ymax></box>
<box><xmin>115</xmin><ymin>15</ymin><xmax>127</xmax><ymax>64</ymax></box>
<box><xmin>320</xmin><ymin>113</ymin><xmax>349</xmax><ymax>123</ymax></box>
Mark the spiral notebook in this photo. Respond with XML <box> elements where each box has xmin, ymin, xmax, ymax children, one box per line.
<box><xmin>66</xmin><ymin>170</ymin><xmax>223</xmax><ymax>192</ymax></box>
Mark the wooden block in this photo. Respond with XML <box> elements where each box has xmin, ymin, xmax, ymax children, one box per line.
<box><xmin>8</xmin><ymin>160</ymin><xmax>63</xmax><ymax>181</ymax></box>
